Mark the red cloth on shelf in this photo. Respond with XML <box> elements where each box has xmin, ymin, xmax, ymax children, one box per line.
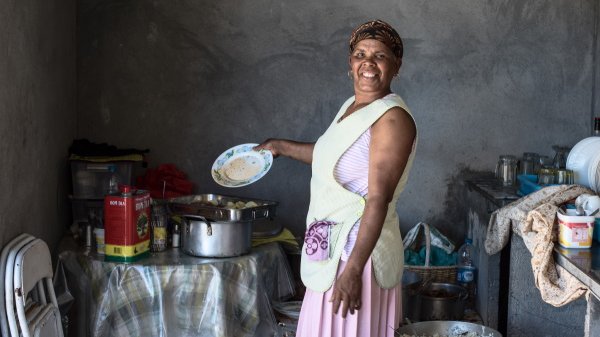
<box><xmin>136</xmin><ymin>164</ymin><xmax>193</xmax><ymax>199</ymax></box>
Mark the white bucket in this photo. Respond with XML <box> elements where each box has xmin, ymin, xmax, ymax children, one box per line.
<box><xmin>557</xmin><ymin>209</ymin><xmax>595</xmax><ymax>248</ymax></box>
<box><xmin>566</xmin><ymin>137</ymin><xmax>600</xmax><ymax>192</ymax></box>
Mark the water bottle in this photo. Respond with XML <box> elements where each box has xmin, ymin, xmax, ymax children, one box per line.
<box><xmin>457</xmin><ymin>238</ymin><xmax>477</xmax><ymax>308</ymax></box>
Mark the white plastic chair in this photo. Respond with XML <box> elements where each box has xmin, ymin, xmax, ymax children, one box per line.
<box><xmin>13</xmin><ymin>239</ymin><xmax>63</xmax><ymax>337</ymax></box>
<box><xmin>29</xmin><ymin>304</ymin><xmax>61</xmax><ymax>337</ymax></box>
<box><xmin>1</xmin><ymin>234</ymin><xmax>36</xmax><ymax>337</ymax></box>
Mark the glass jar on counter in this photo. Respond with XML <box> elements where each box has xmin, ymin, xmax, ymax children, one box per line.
<box><xmin>537</xmin><ymin>168</ymin><xmax>555</xmax><ymax>185</ymax></box>
<box><xmin>551</xmin><ymin>145</ymin><xmax>569</xmax><ymax>169</ymax></box>
<box><xmin>150</xmin><ymin>204</ymin><xmax>168</xmax><ymax>252</ymax></box>
<box><xmin>555</xmin><ymin>169</ymin><xmax>574</xmax><ymax>185</ymax></box>
<box><xmin>520</xmin><ymin>152</ymin><xmax>538</xmax><ymax>175</ymax></box>
<box><xmin>496</xmin><ymin>155</ymin><xmax>518</xmax><ymax>186</ymax></box>
<box><xmin>537</xmin><ymin>155</ymin><xmax>551</xmax><ymax>170</ymax></box>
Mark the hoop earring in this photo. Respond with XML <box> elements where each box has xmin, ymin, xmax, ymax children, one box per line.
<box><xmin>347</xmin><ymin>70</ymin><xmax>354</xmax><ymax>80</ymax></box>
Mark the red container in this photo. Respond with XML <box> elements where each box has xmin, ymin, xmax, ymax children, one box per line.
<box><xmin>104</xmin><ymin>186</ymin><xmax>151</xmax><ymax>262</ymax></box>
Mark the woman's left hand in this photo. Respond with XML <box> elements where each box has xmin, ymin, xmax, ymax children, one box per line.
<box><xmin>330</xmin><ymin>267</ymin><xmax>362</xmax><ymax>318</ymax></box>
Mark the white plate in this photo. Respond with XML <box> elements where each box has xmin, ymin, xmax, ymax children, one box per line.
<box><xmin>566</xmin><ymin>137</ymin><xmax>600</xmax><ymax>188</ymax></box>
<box><xmin>212</xmin><ymin>143</ymin><xmax>273</xmax><ymax>187</ymax></box>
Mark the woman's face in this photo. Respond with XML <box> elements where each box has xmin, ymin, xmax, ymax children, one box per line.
<box><xmin>349</xmin><ymin>39</ymin><xmax>401</xmax><ymax>97</ymax></box>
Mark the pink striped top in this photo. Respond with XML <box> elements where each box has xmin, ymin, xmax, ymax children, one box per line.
<box><xmin>334</xmin><ymin>128</ymin><xmax>370</xmax><ymax>261</ymax></box>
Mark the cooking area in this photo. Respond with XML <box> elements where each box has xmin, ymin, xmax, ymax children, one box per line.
<box><xmin>3</xmin><ymin>1</ymin><xmax>600</xmax><ymax>337</ymax></box>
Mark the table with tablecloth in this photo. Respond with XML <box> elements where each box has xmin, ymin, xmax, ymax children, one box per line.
<box><xmin>57</xmin><ymin>242</ymin><xmax>295</xmax><ymax>337</ymax></box>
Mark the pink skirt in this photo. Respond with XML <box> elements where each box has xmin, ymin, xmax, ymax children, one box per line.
<box><xmin>295</xmin><ymin>258</ymin><xmax>401</xmax><ymax>337</ymax></box>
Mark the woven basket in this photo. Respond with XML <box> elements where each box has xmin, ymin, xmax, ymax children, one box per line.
<box><xmin>404</xmin><ymin>222</ymin><xmax>457</xmax><ymax>284</ymax></box>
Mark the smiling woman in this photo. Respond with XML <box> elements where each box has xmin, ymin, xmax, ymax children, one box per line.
<box><xmin>255</xmin><ymin>19</ymin><xmax>417</xmax><ymax>337</ymax></box>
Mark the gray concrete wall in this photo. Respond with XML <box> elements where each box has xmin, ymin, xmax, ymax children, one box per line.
<box><xmin>76</xmin><ymin>0</ymin><xmax>599</xmax><ymax>241</ymax></box>
<box><xmin>0</xmin><ymin>1</ymin><xmax>76</xmax><ymax>250</ymax></box>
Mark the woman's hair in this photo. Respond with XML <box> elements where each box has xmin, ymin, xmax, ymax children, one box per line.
<box><xmin>349</xmin><ymin>19</ymin><xmax>403</xmax><ymax>59</ymax></box>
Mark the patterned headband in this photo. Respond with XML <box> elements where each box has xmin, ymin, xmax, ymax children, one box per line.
<box><xmin>349</xmin><ymin>19</ymin><xmax>403</xmax><ymax>59</ymax></box>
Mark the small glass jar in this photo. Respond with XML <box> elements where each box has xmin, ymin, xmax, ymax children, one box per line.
<box><xmin>555</xmin><ymin>169</ymin><xmax>574</xmax><ymax>184</ymax></box>
<box><xmin>496</xmin><ymin>155</ymin><xmax>518</xmax><ymax>186</ymax></box>
<box><xmin>552</xmin><ymin>145</ymin><xmax>569</xmax><ymax>169</ymax></box>
<box><xmin>519</xmin><ymin>156</ymin><xmax>536</xmax><ymax>175</ymax></box>
<box><xmin>538</xmin><ymin>168</ymin><xmax>555</xmax><ymax>185</ymax></box>
<box><xmin>150</xmin><ymin>205</ymin><xmax>168</xmax><ymax>252</ymax></box>
<box><xmin>537</xmin><ymin>155</ymin><xmax>551</xmax><ymax>170</ymax></box>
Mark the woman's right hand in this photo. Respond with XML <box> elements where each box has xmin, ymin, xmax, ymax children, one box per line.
<box><xmin>254</xmin><ymin>139</ymin><xmax>284</xmax><ymax>158</ymax></box>
<box><xmin>254</xmin><ymin>139</ymin><xmax>315</xmax><ymax>164</ymax></box>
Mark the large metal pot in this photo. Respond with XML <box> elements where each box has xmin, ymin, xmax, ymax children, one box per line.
<box><xmin>401</xmin><ymin>270</ymin><xmax>422</xmax><ymax>321</ymax></box>
<box><xmin>419</xmin><ymin>282</ymin><xmax>467</xmax><ymax>321</ymax></box>
<box><xmin>396</xmin><ymin>320</ymin><xmax>502</xmax><ymax>337</ymax></box>
<box><xmin>181</xmin><ymin>215</ymin><xmax>252</xmax><ymax>257</ymax></box>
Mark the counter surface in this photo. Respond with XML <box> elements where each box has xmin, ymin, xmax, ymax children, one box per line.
<box><xmin>465</xmin><ymin>176</ymin><xmax>520</xmax><ymax>208</ymax></box>
<box><xmin>466</xmin><ymin>178</ymin><xmax>600</xmax><ymax>298</ymax></box>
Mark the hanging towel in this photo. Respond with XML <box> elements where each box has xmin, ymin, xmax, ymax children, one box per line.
<box><xmin>485</xmin><ymin>184</ymin><xmax>593</xmax><ymax>306</ymax></box>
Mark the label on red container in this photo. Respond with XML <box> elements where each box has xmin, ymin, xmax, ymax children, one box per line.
<box><xmin>104</xmin><ymin>190</ymin><xmax>151</xmax><ymax>261</ymax></box>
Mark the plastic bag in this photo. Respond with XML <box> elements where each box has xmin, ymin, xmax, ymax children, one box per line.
<box><xmin>53</xmin><ymin>261</ymin><xmax>74</xmax><ymax>317</ymax></box>
<box><xmin>403</xmin><ymin>222</ymin><xmax>455</xmax><ymax>254</ymax></box>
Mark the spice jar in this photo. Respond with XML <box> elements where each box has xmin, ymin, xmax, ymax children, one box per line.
<box><xmin>150</xmin><ymin>204</ymin><xmax>168</xmax><ymax>252</ymax></box>
<box><xmin>538</xmin><ymin>168</ymin><xmax>555</xmax><ymax>185</ymax></box>
<box><xmin>555</xmin><ymin>169</ymin><xmax>574</xmax><ymax>185</ymax></box>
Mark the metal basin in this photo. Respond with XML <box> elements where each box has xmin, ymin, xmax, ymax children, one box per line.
<box><xmin>396</xmin><ymin>320</ymin><xmax>502</xmax><ymax>337</ymax></box>
<box><xmin>419</xmin><ymin>282</ymin><xmax>467</xmax><ymax>321</ymax></box>
<box><xmin>169</xmin><ymin>194</ymin><xmax>277</xmax><ymax>222</ymax></box>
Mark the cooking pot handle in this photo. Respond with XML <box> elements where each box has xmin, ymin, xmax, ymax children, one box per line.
<box><xmin>459</xmin><ymin>290</ymin><xmax>469</xmax><ymax>301</ymax></box>
<box><xmin>183</xmin><ymin>214</ymin><xmax>209</xmax><ymax>221</ymax></box>
<box><xmin>182</xmin><ymin>215</ymin><xmax>213</xmax><ymax>236</ymax></box>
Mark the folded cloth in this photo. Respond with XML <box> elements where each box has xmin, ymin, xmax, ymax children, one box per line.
<box><xmin>252</xmin><ymin>228</ymin><xmax>299</xmax><ymax>249</ymax></box>
<box><xmin>486</xmin><ymin>184</ymin><xmax>593</xmax><ymax>306</ymax></box>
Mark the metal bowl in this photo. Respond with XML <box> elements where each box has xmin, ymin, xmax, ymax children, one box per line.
<box><xmin>418</xmin><ymin>282</ymin><xmax>467</xmax><ymax>321</ymax></box>
<box><xmin>168</xmin><ymin>194</ymin><xmax>278</xmax><ymax>222</ymax></box>
<box><xmin>395</xmin><ymin>320</ymin><xmax>502</xmax><ymax>337</ymax></box>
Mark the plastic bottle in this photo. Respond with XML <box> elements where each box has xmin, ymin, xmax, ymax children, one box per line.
<box><xmin>171</xmin><ymin>222</ymin><xmax>181</xmax><ymax>248</ymax></box>
<box><xmin>456</xmin><ymin>238</ymin><xmax>477</xmax><ymax>308</ymax></box>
